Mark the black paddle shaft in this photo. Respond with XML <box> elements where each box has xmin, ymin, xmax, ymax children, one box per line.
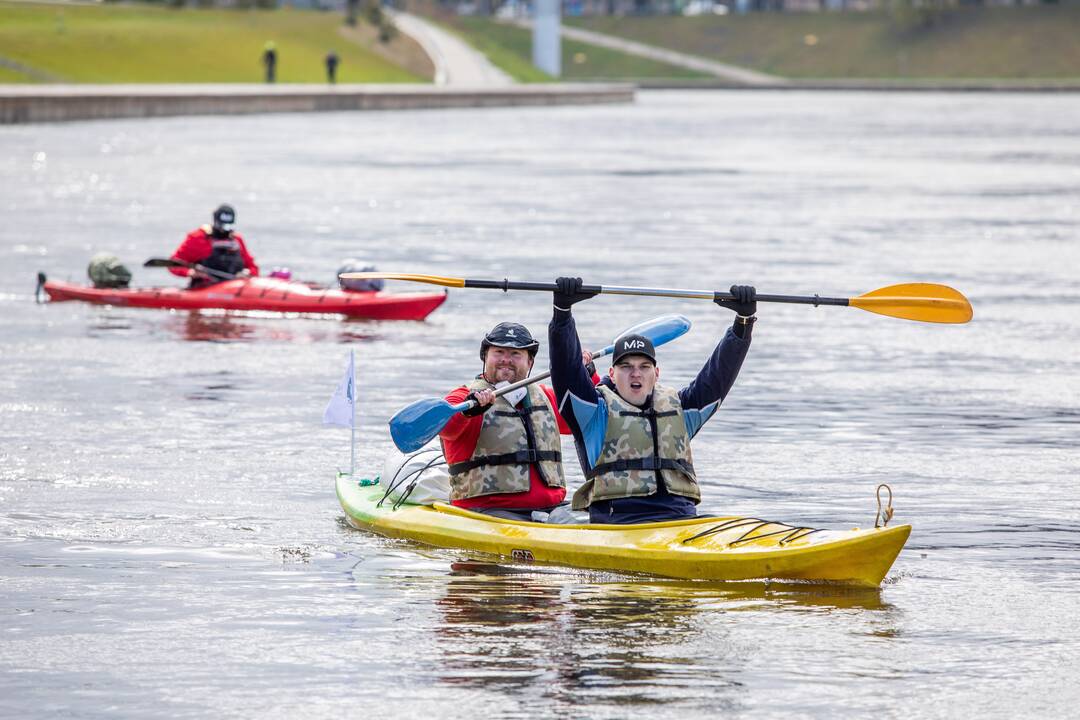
<box><xmin>144</xmin><ymin>258</ymin><xmax>236</xmax><ymax>281</ymax></box>
<box><xmin>461</xmin><ymin>279</ymin><xmax>850</xmax><ymax>308</ymax></box>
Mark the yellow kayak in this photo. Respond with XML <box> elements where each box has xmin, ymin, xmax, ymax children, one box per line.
<box><xmin>336</xmin><ymin>475</ymin><xmax>911</xmax><ymax>588</ymax></box>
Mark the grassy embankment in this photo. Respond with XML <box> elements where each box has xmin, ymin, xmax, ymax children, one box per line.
<box><xmin>407</xmin><ymin>0</ymin><xmax>709</xmax><ymax>82</ymax></box>
<box><xmin>0</xmin><ymin>1</ymin><xmax>431</xmax><ymax>83</ymax></box>
<box><xmin>456</xmin><ymin>17</ymin><xmax>710</xmax><ymax>81</ymax></box>
<box><xmin>569</xmin><ymin>6</ymin><xmax>1080</xmax><ymax>79</ymax></box>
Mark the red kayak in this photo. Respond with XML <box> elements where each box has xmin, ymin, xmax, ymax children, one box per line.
<box><xmin>40</xmin><ymin>276</ymin><xmax>447</xmax><ymax>321</ymax></box>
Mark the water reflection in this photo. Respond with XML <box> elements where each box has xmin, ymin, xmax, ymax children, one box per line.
<box><xmin>429</xmin><ymin>562</ymin><xmax>889</xmax><ymax>710</ymax></box>
<box><xmin>444</xmin><ymin>562</ymin><xmax>888</xmax><ymax>611</ymax></box>
<box><xmin>69</xmin><ymin>303</ymin><xmax>387</xmax><ymax>344</ymax></box>
<box><xmin>161</xmin><ymin>312</ymin><xmax>381</xmax><ymax>344</ymax></box>
<box><xmin>434</xmin><ymin>571</ymin><xmax>724</xmax><ymax>708</ymax></box>
<box><xmin>183</xmin><ymin>369</ymin><xmax>240</xmax><ymax>402</ymax></box>
<box><xmin>86</xmin><ymin>312</ymin><xmax>134</xmax><ymax>336</ymax></box>
<box><xmin>177</xmin><ymin>313</ymin><xmax>260</xmax><ymax>343</ymax></box>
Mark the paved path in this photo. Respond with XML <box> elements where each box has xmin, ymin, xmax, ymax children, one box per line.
<box><xmin>391</xmin><ymin>11</ymin><xmax>514</xmax><ymax>87</ymax></box>
<box><xmin>0</xmin><ymin>56</ymin><xmax>62</xmax><ymax>82</ymax></box>
<box><xmin>512</xmin><ymin>19</ymin><xmax>784</xmax><ymax>86</ymax></box>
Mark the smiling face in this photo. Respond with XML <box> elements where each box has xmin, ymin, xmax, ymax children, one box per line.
<box><xmin>482</xmin><ymin>346</ymin><xmax>534</xmax><ymax>385</ymax></box>
<box><xmin>609</xmin><ymin>355</ymin><xmax>659</xmax><ymax>406</ymax></box>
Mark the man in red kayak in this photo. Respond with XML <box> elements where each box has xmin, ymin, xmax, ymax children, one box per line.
<box><xmin>439</xmin><ymin>322</ymin><xmax>596</xmax><ymax>522</ymax></box>
<box><xmin>169</xmin><ymin>204</ymin><xmax>259</xmax><ymax>288</ymax></box>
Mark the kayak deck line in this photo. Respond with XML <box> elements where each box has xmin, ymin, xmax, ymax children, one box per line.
<box><xmin>337</xmin><ymin>476</ymin><xmax>911</xmax><ymax>587</ymax></box>
<box><xmin>681</xmin><ymin>517</ymin><xmax>824</xmax><ymax>546</ymax></box>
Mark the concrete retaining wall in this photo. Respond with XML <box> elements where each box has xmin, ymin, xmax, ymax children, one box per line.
<box><xmin>636</xmin><ymin>78</ymin><xmax>1080</xmax><ymax>93</ymax></box>
<box><xmin>0</xmin><ymin>83</ymin><xmax>635</xmax><ymax>124</ymax></box>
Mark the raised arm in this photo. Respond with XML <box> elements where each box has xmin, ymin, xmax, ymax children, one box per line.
<box><xmin>679</xmin><ymin>285</ymin><xmax>756</xmax><ymax>437</ymax></box>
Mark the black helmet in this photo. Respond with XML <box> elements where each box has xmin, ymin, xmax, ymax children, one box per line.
<box><xmin>480</xmin><ymin>322</ymin><xmax>539</xmax><ymax>360</ymax></box>
<box><xmin>212</xmin><ymin>204</ymin><xmax>236</xmax><ymax>232</ymax></box>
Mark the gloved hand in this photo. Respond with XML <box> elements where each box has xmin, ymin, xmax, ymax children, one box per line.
<box><xmin>553</xmin><ymin>276</ymin><xmax>598</xmax><ymax>311</ymax></box>
<box><xmin>582</xmin><ymin>349</ymin><xmax>596</xmax><ymax>376</ymax></box>
<box><xmin>714</xmin><ymin>284</ymin><xmax>757</xmax><ymax>317</ymax></box>
<box><xmin>461</xmin><ymin>390</ymin><xmax>494</xmax><ymax>418</ymax></box>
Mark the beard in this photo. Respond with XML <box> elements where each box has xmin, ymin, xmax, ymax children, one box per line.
<box><xmin>487</xmin><ymin>364</ymin><xmax>526</xmax><ymax>384</ymax></box>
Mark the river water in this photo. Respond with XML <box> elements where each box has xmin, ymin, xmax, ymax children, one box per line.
<box><xmin>1</xmin><ymin>90</ymin><xmax>1078</xmax><ymax>718</ymax></box>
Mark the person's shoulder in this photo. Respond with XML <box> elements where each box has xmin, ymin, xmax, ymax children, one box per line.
<box><xmin>445</xmin><ymin>385</ymin><xmax>470</xmax><ymax>403</ymax></box>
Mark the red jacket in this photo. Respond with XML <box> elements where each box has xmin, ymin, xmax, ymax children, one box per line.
<box><xmin>440</xmin><ymin>384</ymin><xmax>571</xmax><ymax>512</ymax></box>
<box><xmin>169</xmin><ymin>226</ymin><xmax>259</xmax><ymax>278</ymax></box>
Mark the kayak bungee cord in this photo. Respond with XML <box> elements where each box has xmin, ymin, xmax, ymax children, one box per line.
<box><xmin>377</xmin><ymin>448</ymin><xmax>448</xmax><ymax>511</ymax></box>
<box><xmin>681</xmin><ymin>517</ymin><xmax>823</xmax><ymax>546</ymax></box>
<box><xmin>685</xmin><ymin>485</ymin><xmax>899</xmax><ymax>544</ymax></box>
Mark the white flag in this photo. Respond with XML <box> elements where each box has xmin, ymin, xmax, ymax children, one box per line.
<box><xmin>323</xmin><ymin>351</ymin><xmax>355</xmax><ymax>428</ymax></box>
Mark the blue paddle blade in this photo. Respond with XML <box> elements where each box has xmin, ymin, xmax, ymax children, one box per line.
<box><xmin>630</xmin><ymin>313</ymin><xmax>691</xmax><ymax>347</ymax></box>
<box><xmin>389</xmin><ymin>397</ymin><xmax>461</xmax><ymax>453</ymax></box>
<box><xmin>596</xmin><ymin>314</ymin><xmax>692</xmax><ymax>356</ymax></box>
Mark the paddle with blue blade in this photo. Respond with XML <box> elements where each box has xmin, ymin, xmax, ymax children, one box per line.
<box><xmin>388</xmin><ymin>313</ymin><xmax>692</xmax><ymax>453</ymax></box>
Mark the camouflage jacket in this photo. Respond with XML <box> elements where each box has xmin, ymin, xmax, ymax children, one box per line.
<box><xmin>549</xmin><ymin>310</ymin><xmax>751</xmax><ymax>514</ymax></box>
<box><xmin>570</xmin><ymin>384</ymin><xmax>698</xmax><ymax>510</ymax></box>
<box><xmin>443</xmin><ymin>378</ymin><xmax>565</xmax><ymax>502</ymax></box>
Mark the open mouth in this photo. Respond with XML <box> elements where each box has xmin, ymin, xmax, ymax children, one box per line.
<box><xmin>630</xmin><ymin>382</ymin><xmax>642</xmax><ymax>391</ymax></box>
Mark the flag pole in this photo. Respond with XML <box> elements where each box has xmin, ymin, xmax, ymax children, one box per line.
<box><xmin>350</xmin><ymin>348</ymin><xmax>356</xmax><ymax>477</ymax></box>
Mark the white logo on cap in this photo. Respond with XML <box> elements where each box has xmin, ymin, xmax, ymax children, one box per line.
<box><xmin>624</xmin><ymin>339</ymin><xmax>645</xmax><ymax>349</ymax></box>
<box><xmin>507</xmin><ymin>328</ymin><xmax>516</xmax><ymax>336</ymax></box>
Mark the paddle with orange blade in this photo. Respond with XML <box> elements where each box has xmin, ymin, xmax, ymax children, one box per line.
<box><xmin>338</xmin><ymin>273</ymin><xmax>973</xmax><ymax>324</ymax></box>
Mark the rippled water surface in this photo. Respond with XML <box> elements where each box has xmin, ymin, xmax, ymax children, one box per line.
<box><xmin>2</xmin><ymin>91</ymin><xmax>1079</xmax><ymax>718</ymax></box>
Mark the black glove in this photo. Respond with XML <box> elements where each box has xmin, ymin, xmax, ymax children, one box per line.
<box><xmin>553</xmin><ymin>276</ymin><xmax>598</xmax><ymax>311</ymax></box>
<box><xmin>714</xmin><ymin>284</ymin><xmax>757</xmax><ymax>317</ymax></box>
<box><xmin>460</xmin><ymin>391</ymin><xmax>491</xmax><ymax>418</ymax></box>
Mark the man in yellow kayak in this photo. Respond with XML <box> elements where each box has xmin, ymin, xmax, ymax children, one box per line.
<box><xmin>439</xmin><ymin>322</ymin><xmax>596</xmax><ymax>522</ymax></box>
<box><xmin>548</xmin><ymin>277</ymin><xmax>756</xmax><ymax>524</ymax></box>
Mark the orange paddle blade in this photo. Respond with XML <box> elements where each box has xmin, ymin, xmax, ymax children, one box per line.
<box><xmin>850</xmin><ymin>283</ymin><xmax>973</xmax><ymax>324</ymax></box>
<box><xmin>337</xmin><ymin>272</ymin><xmax>465</xmax><ymax>289</ymax></box>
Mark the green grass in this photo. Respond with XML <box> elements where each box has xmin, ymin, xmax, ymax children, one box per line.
<box><xmin>452</xmin><ymin>17</ymin><xmax>711</xmax><ymax>81</ymax></box>
<box><xmin>454</xmin><ymin>18</ymin><xmax>553</xmax><ymax>82</ymax></box>
<box><xmin>569</xmin><ymin>7</ymin><xmax>1080</xmax><ymax>79</ymax></box>
<box><xmin>0</xmin><ymin>65</ymin><xmax>34</xmax><ymax>83</ymax></box>
<box><xmin>0</xmin><ymin>1</ymin><xmax>424</xmax><ymax>83</ymax></box>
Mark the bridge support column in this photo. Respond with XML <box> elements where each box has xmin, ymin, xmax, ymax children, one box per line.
<box><xmin>532</xmin><ymin>0</ymin><xmax>561</xmax><ymax>78</ymax></box>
